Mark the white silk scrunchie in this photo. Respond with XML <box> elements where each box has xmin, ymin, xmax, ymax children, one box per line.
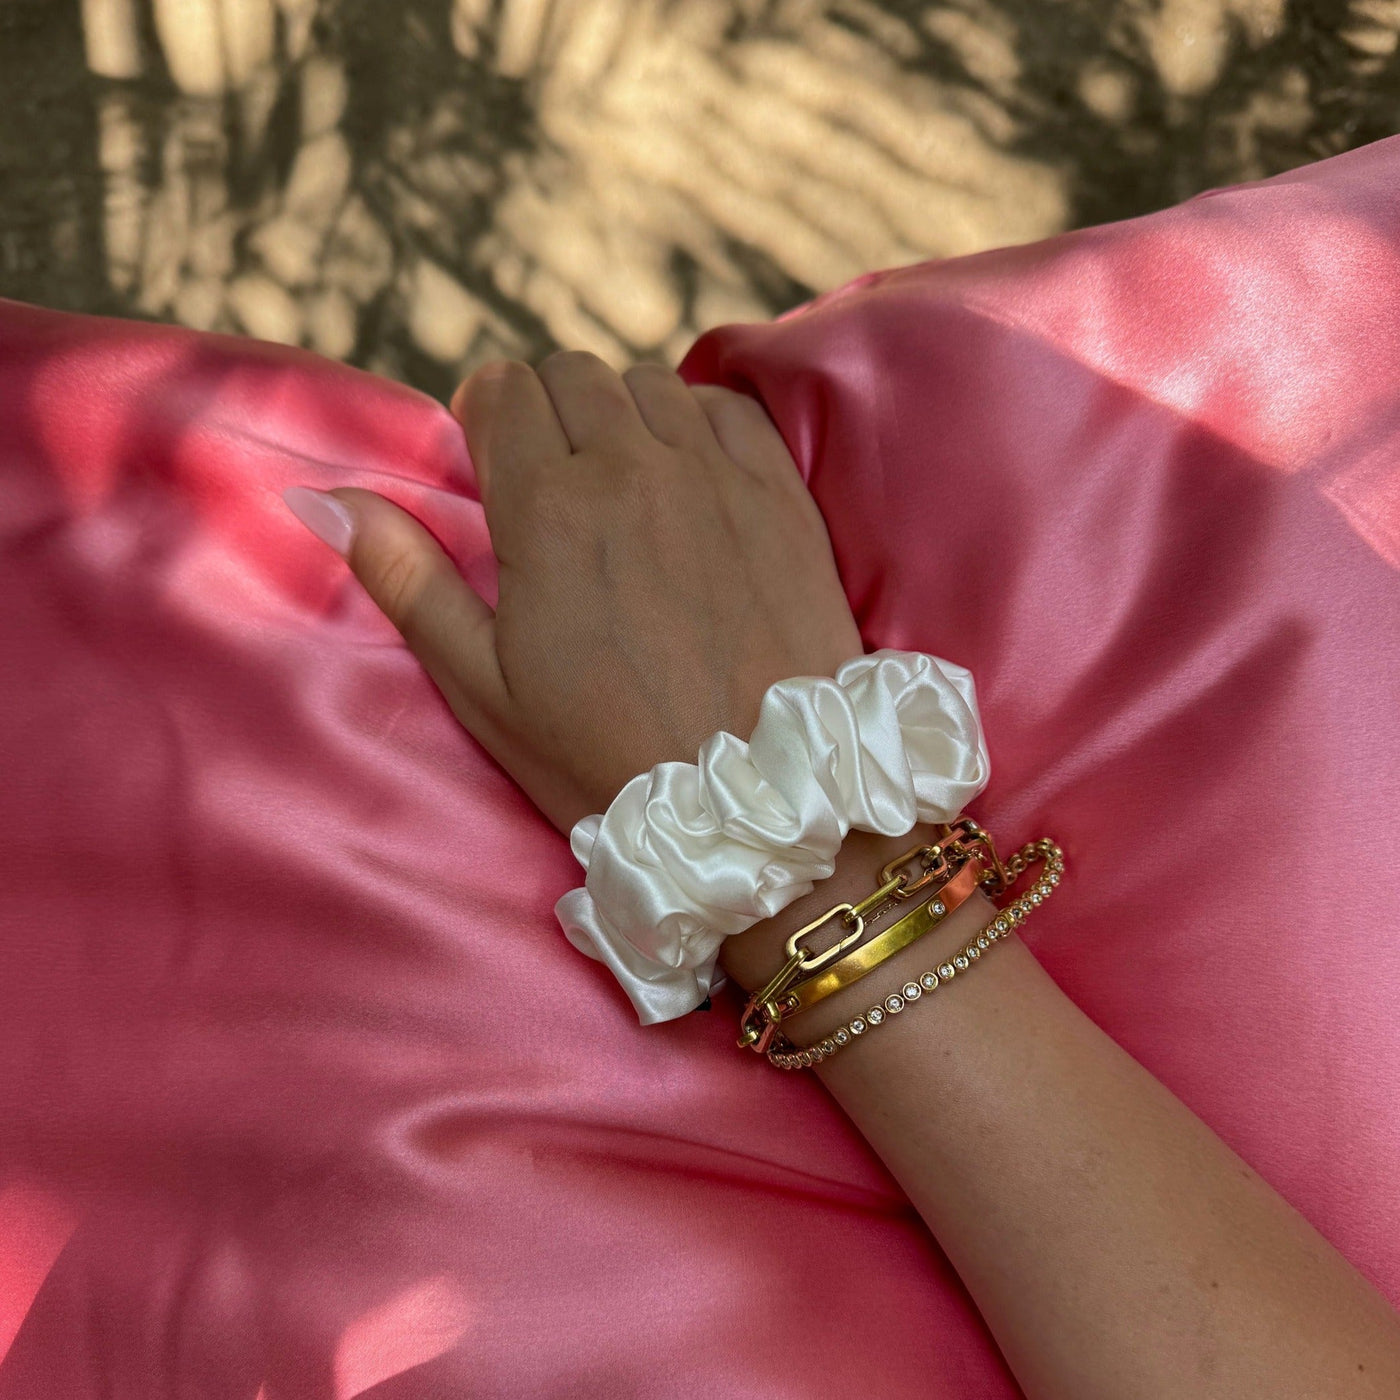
<box><xmin>554</xmin><ymin>648</ymin><xmax>991</xmax><ymax>1025</ymax></box>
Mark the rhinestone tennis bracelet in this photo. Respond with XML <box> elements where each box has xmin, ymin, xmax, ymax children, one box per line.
<box><xmin>765</xmin><ymin>838</ymin><xmax>1064</xmax><ymax>1070</ymax></box>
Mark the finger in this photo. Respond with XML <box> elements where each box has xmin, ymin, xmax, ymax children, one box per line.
<box><xmin>691</xmin><ymin>384</ymin><xmax>802</xmax><ymax>481</ymax></box>
<box><xmin>318</xmin><ymin>486</ymin><xmax>510</xmax><ymax>726</ymax></box>
<box><xmin>451</xmin><ymin>360</ymin><xmax>571</xmax><ymax>521</ymax></box>
<box><xmin>535</xmin><ymin>349</ymin><xmax>650</xmax><ymax>453</ymax></box>
<box><xmin>622</xmin><ymin>362</ymin><xmax>724</xmax><ymax>453</ymax></box>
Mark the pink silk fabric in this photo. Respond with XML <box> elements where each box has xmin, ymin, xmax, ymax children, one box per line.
<box><xmin>3</xmin><ymin>134</ymin><xmax>1400</xmax><ymax>1397</ymax></box>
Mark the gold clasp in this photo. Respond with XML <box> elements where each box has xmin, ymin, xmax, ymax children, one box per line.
<box><xmin>878</xmin><ymin>842</ymin><xmax>951</xmax><ymax>900</ymax></box>
<box><xmin>943</xmin><ymin>817</ymin><xmax>1010</xmax><ymax>894</ymax></box>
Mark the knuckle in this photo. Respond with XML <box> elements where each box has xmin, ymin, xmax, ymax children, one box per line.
<box><xmin>540</xmin><ymin>348</ymin><xmax>602</xmax><ymax>376</ymax></box>
<box><xmin>371</xmin><ymin>546</ymin><xmax>431</xmax><ymax>627</ymax></box>
<box><xmin>459</xmin><ymin>360</ymin><xmax>532</xmax><ymax>413</ymax></box>
<box><xmin>476</xmin><ymin>356</ymin><xmax>521</xmax><ymax>376</ymax></box>
<box><xmin>466</xmin><ymin>359</ymin><xmax>528</xmax><ymax>393</ymax></box>
<box><xmin>622</xmin><ymin>361</ymin><xmax>673</xmax><ymax>386</ymax></box>
<box><xmin>492</xmin><ymin>358</ymin><xmax>533</xmax><ymax>384</ymax></box>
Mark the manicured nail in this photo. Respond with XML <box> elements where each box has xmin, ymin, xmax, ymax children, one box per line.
<box><xmin>282</xmin><ymin>486</ymin><xmax>355</xmax><ymax>558</ymax></box>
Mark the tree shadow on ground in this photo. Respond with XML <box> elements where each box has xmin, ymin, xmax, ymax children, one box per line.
<box><xmin>2</xmin><ymin>0</ymin><xmax>1397</xmax><ymax>397</ymax></box>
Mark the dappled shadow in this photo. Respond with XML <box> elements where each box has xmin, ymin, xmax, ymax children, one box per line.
<box><xmin>2</xmin><ymin>0</ymin><xmax>1398</xmax><ymax>398</ymax></box>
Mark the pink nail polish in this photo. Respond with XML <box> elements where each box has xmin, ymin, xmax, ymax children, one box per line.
<box><xmin>282</xmin><ymin>487</ymin><xmax>355</xmax><ymax>558</ymax></box>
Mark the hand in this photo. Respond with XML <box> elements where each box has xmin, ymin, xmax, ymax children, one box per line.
<box><xmin>313</xmin><ymin>352</ymin><xmax>863</xmax><ymax>837</ymax></box>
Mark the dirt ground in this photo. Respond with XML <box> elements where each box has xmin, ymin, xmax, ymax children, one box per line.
<box><xmin>3</xmin><ymin>0</ymin><xmax>1397</xmax><ymax>401</ymax></box>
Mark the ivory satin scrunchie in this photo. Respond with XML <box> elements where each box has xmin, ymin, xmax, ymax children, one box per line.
<box><xmin>554</xmin><ymin>649</ymin><xmax>991</xmax><ymax>1025</ymax></box>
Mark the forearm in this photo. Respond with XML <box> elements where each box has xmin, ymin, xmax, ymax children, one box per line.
<box><xmin>721</xmin><ymin>821</ymin><xmax>1400</xmax><ymax>1400</ymax></box>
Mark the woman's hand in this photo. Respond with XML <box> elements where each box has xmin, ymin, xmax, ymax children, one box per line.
<box><xmin>305</xmin><ymin>352</ymin><xmax>863</xmax><ymax>837</ymax></box>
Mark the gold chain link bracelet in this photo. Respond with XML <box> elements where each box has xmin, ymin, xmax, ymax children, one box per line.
<box><xmin>764</xmin><ymin>837</ymin><xmax>1064</xmax><ymax>1070</ymax></box>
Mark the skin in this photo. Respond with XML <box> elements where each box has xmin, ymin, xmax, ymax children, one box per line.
<box><xmin>323</xmin><ymin>352</ymin><xmax>1400</xmax><ymax>1399</ymax></box>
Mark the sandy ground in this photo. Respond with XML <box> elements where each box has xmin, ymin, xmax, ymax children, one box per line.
<box><xmin>2</xmin><ymin>0</ymin><xmax>1398</xmax><ymax>400</ymax></box>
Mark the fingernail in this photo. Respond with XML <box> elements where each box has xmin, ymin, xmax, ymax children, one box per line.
<box><xmin>282</xmin><ymin>486</ymin><xmax>355</xmax><ymax>558</ymax></box>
